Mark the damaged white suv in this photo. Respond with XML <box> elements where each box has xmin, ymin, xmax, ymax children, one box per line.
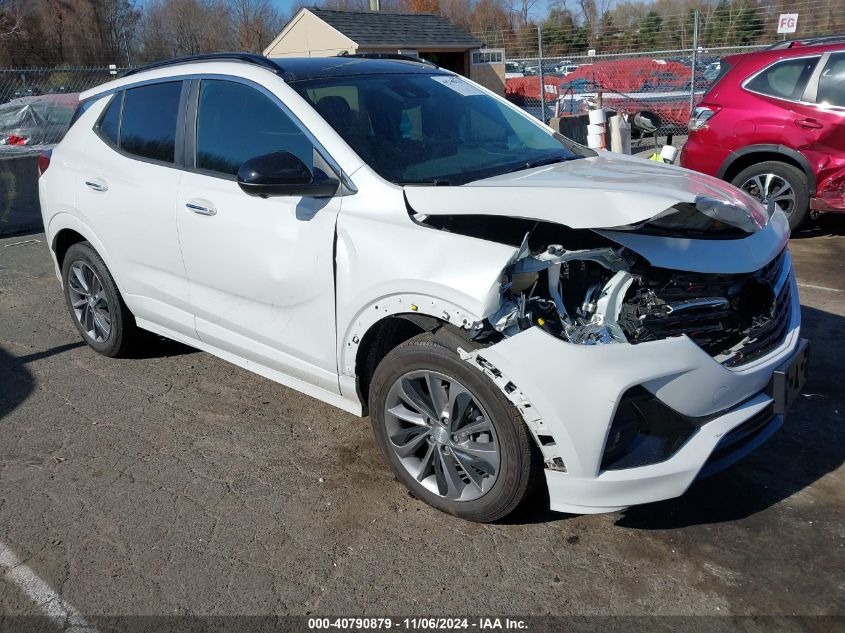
<box><xmin>40</xmin><ymin>54</ymin><xmax>809</xmax><ymax>522</ymax></box>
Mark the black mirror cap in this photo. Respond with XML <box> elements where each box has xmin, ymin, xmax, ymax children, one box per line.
<box><xmin>237</xmin><ymin>151</ymin><xmax>339</xmax><ymax>198</ymax></box>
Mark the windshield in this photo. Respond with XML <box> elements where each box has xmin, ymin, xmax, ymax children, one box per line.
<box><xmin>292</xmin><ymin>73</ymin><xmax>590</xmax><ymax>186</ymax></box>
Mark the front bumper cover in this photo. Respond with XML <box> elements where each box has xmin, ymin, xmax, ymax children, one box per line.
<box><xmin>471</xmin><ymin>267</ymin><xmax>802</xmax><ymax>514</ymax></box>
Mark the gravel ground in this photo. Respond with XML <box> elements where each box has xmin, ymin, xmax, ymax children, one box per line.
<box><xmin>0</xmin><ymin>219</ymin><xmax>843</xmax><ymax>626</ymax></box>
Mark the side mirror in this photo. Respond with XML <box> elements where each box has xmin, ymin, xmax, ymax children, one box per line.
<box><xmin>237</xmin><ymin>151</ymin><xmax>339</xmax><ymax>198</ymax></box>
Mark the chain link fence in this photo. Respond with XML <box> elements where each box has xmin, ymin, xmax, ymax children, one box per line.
<box><xmin>0</xmin><ymin>66</ymin><xmax>124</xmax><ymax>153</ymax></box>
<box><xmin>503</xmin><ymin>44</ymin><xmax>765</xmax><ymax>142</ymax></box>
<box><xmin>479</xmin><ymin>0</ymin><xmax>844</xmax><ymax>147</ymax></box>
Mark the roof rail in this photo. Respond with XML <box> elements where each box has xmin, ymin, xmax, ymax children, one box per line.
<box><xmin>767</xmin><ymin>34</ymin><xmax>845</xmax><ymax>50</ymax></box>
<box><xmin>339</xmin><ymin>52</ymin><xmax>437</xmax><ymax>67</ymax></box>
<box><xmin>122</xmin><ymin>52</ymin><xmax>280</xmax><ymax>77</ymax></box>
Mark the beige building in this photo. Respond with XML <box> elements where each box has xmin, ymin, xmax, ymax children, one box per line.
<box><xmin>263</xmin><ymin>7</ymin><xmax>505</xmax><ymax>95</ymax></box>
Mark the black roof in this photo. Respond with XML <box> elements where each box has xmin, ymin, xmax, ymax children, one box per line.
<box><xmin>308</xmin><ymin>8</ymin><xmax>482</xmax><ymax>49</ymax></box>
<box><xmin>120</xmin><ymin>53</ymin><xmax>448</xmax><ymax>82</ymax></box>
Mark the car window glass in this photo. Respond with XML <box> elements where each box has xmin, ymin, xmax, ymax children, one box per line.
<box><xmin>120</xmin><ymin>82</ymin><xmax>182</xmax><ymax>163</ymax></box>
<box><xmin>196</xmin><ymin>80</ymin><xmax>314</xmax><ymax>176</ymax></box>
<box><xmin>294</xmin><ymin>74</ymin><xmax>586</xmax><ymax>186</ymax></box>
<box><xmin>817</xmin><ymin>53</ymin><xmax>845</xmax><ymax>106</ymax></box>
<box><xmin>746</xmin><ymin>57</ymin><xmax>818</xmax><ymax>100</ymax></box>
<box><xmin>97</xmin><ymin>93</ymin><xmax>122</xmax><ymax>145</ymax></box>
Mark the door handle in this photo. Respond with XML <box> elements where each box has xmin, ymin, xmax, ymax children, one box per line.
<box><xmin>185</xmin><ymin>201</ymin><xmax>217</xmax><ymax>216</ymax></box>
<box><xmin>794</xmin><ymin>118</ymin><xmax>823</xmax><ymax>129</ymax></box>
<box><xmin>84</xmin><ymin>179</ymin><xmax>108</xmax><ymax>192</ymax></box>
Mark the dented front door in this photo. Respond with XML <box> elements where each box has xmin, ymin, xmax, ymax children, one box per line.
<box><xmin>176</xmin><ymin>170</ymin><xmax>341</xmax><ymax>394</ymax></box>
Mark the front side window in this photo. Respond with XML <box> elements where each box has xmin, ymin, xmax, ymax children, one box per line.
<box><xmin>120</xmin><ymin>81</ymin><xmax>182</xmax><ymax>163</ymax></box>
<box><xmin>195</xmin><ymin>79</ymin><xmax>313</xmax><ymax>176</ymax></box>
<box><xmin>293</xmin><ymin>73</ymin><xmax>589</xmax><ymax>185</ymax></box>
<box><xmin>745</xmin><ymin>57</ymin><xmax>819</xmax><ymax>101</ymax></box>
<box><xmin>816</xmin><ymin>53</ymin><xmax>845</xmax><ymax>107</ymax></box>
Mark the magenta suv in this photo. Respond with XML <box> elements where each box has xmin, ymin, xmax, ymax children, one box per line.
<box><xmin>681</xmin><ymin>36</ymin><xmax>845</xmax><ymax>229</ymax></box>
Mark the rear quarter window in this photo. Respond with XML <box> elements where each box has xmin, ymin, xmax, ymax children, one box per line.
<box><xmin>96</xmin><ymin>93</ymin><xmax>122</xmax><ymax>146</ymax></box>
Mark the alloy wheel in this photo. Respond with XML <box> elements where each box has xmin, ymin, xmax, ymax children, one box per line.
<box><xmin>383</xmin><ymin>370</ymin><xmax>500</xmax><ymax>502</ymax></box>
<box><xmin>67</xmin><ymin>261</ymin><xmax>112</xmax><ymax>342</ymax></box>
<box><xmin>740</xmin><ymin>173</ymin><xmax>796</xmax><ymax>216</ymax></box>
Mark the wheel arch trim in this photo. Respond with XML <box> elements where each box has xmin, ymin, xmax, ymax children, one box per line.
<box><xmin>48</xmin><ymin>214</ymin><xmax>123</xmax><ymax>287</ymax></box>
<box><xmin>716</xmin><ymin>144</ymin><xmax>816</xmax><ymax>192</ymax></box>
<box><xmin>340</xmin><ymin>293</ymin><xmax>486</xmax><ymax>378</ymax></box>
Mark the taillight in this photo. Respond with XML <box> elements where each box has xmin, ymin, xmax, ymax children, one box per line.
<box><xmin>689</xmin><ymin>104</ymin><xmax>721</xmax><ymax>131</ymax></box>
<box><xmin>38</xmin><ymin>149</ymin><xmax>52</xmax><ymax>177</ymax></box>
<box><xmin>7</xmin><ymin>134</ymin><xmax>28</xmax><ymax>145</ymax></box>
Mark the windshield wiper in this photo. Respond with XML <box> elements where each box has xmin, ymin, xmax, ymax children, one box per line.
<box><xmin>517</xmin><ymin>155</ymin><xmax>574</xmax><ymax>171</ymax></box>
<box><xmin>401</xmin><ymin>178</ymin><xmax>452</xmax><ymax>186</ymax></box>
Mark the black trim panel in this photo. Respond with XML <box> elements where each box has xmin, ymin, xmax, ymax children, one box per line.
<box><xmin>717</xmin><ymin>144</ymin><xmax>816</xmax><ymax>192</ymax></box>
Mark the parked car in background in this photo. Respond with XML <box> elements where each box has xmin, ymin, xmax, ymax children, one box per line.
<box><xmin>0</xmin><ymin>93</ymin><xmax>78</xmax><ymax>147</ymax></box>
<box><xmin>554</xmin><ymin>60</ymin><xmax>702</xmax><ymax>132</ymax></box>
<box><xmin>505</xmin><ymin>62</ymin><xmax>525</xmax><ymax>79</ymax></box>
<box><xmin>681</xmin><ymin>36</ymin><xmax>845</xmax><ymax>228</ymax></box>
<box><xmin>41</xmin><ymin>53</ymin><xmax>807</xmax><ymax>522</ymax></box>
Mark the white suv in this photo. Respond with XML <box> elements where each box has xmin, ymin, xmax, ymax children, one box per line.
<box><xmin>39</xmin><ymin>53</ymin><xmax>808</xmax><ymax>522</ymax></box>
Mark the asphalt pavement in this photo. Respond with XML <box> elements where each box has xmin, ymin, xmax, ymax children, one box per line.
<box><xmin>0</xmin><ymin>219</ymin><xmax>843</xmax><ymax>627</ymax></box>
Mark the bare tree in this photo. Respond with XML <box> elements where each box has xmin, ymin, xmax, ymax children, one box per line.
<box><xmin>507</xmin><ymin>0</ymin><xmax>540</xmax><ymax>27</ymax></box>
<box><xmin>227</xmin><ymin>0</ymin><xmax>281</xmax><ymax>52</ymax></box>
<box><xmin>0</xmin><ymin>0</ymin><xmax>24</xmax><ymax>41</ymax></box>
<box><xmin>139</xmin><ymin>0</ymin><xmax>231</xmax><ymax>59</ymax></box>
<box><xmin>576</xmin><ymin>0</ymin><xmax>597</xmax><ymax>31</ymax></box>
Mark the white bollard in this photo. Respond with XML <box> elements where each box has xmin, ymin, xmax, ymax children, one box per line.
<box><xmin>660</xmin><ymin>145</ymin><xmax>678</xmax><ymax>163</ymax></box>
<box><xmin>608</xmin><ymin>113</ymin><xmax>632</xmax><ymax>154</ymax></box>
<box><xmin>586</xmin><ymin>108</ymin><xmax>607</xmax><ymax>149</ymax></box>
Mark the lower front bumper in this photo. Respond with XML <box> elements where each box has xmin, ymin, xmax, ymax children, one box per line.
<box><xmin>544</xmin><ymin>393</ymin><xmax>779</xmax><ymax>514</ymax></box>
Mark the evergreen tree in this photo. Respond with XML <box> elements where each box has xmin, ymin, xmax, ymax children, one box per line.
<box><xmin>638</xmin><ymin>10</ymin><xmax>663</xmax><ymax>49</ymax></box>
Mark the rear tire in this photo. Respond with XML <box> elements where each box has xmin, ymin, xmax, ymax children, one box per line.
<box><xmin>61</xmin><ymin>241</ymin><xmax>139</xmax><ymax>357</ymax></box>
<box><xmin>731</xmin><ymin>160</ymin><xmax>809</xmax><ymax>230</ymax></box>
<box><xmin>369</xmin><ymin>328</ymin><xmax>542</xmax><ymax>522</ymax></box>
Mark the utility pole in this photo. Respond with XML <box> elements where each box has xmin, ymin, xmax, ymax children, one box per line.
<box><xmin>689</xmin><ymin>9</ymin><xmax>699</xmax><ymax>116</ymax></box>
<box><xmin>537</xmin><ymin>25</ymin><xmax>546</xmax><ymax>123</ymax></box>
<box><xmin>122</xmin><ymin>27</ymin><xmax>132</xmax><ymax>68</ymax></box>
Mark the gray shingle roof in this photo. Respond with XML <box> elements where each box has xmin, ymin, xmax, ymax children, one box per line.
<box><xmin>309</xmin><ymin>8</ymin><xmax>482</xmax><ymax>49</ymax></box>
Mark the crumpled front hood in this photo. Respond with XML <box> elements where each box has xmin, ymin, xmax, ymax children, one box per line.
<box><xmin>404</xmin><ymin>152</ymin><xmax>763</xmax><ymax>229</ymax></box>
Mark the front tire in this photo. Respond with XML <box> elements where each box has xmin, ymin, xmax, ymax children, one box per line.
<box><xmin>61</xmin><ymin>241</ymin><xmax>139</xmax><ymax>357</ymax></box>
<box><xmin>369</xmin><ymin>329</ymin><xmax>542</xmax><ymax>522</ymax></box>
<box><xmin>731</xmin><ymin>160</ymin><xmax>809</xmax><ymax>230</ymax></box>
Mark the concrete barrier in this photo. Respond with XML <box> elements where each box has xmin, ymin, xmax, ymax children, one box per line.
<box><xmin>0</xmin><ymin>152</ymin><xmax>43</xmax><ymax>236</ymax></box>
<box><xmin>549</xmin><ymin>114</ymin><xmax>589</xmax><ymax>146</ymax></box>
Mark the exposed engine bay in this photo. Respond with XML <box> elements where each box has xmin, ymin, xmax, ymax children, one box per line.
<box><xmin>421</xmin><ymin>214</ymin><xmax>791</xmax><ymax>367</ymax></box>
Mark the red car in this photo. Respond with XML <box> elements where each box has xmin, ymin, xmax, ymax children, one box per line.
<box><xmin>680</xmin><ymin>36</ymin><xmax>845</xmax><ymax>229</ymax></box>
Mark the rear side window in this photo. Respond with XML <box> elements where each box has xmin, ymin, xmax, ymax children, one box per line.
<box><xmin>195</xmin><ymin>79</ymin><xmax>313</xmax><ymax>176</ymax></box>
<box><xmin>120</xmin><ymin>82</ymin><xmax>182</xmax><ymax>163</ymax></box>
<box><xmin>97</xmin><ymin>93</ymin><xmax>122</xmax><ymax>146</ymax></box>
<box><xmin>745</xmin><ymin>57</ymin><xmax>819</xmax><ymax>101</ymax></box>
<box><xmin>816</xmin><ymin>53</ymin><xmax>845</xmax><ymax>106</ymax></box>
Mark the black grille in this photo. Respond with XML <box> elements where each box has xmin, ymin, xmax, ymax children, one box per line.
<box><xmin>621</xmin><ymin>250</ymin><xmax>792</xmax><ymax>367</ymax></box>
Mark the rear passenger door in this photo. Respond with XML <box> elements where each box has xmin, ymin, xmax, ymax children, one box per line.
<box><xmin>792</xmin><ymin>51</ymin><xmax>845</xmax><ymax>150</ymax></box>
<box><xmin>76</xmin><ymin>81</ymin><xmax>195</xmax><ymax>338</ymax></box>
<box><xmin>174</xmin><ymin>78</ymin><xmax>342</xmax><ymax>394</ymax></box>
